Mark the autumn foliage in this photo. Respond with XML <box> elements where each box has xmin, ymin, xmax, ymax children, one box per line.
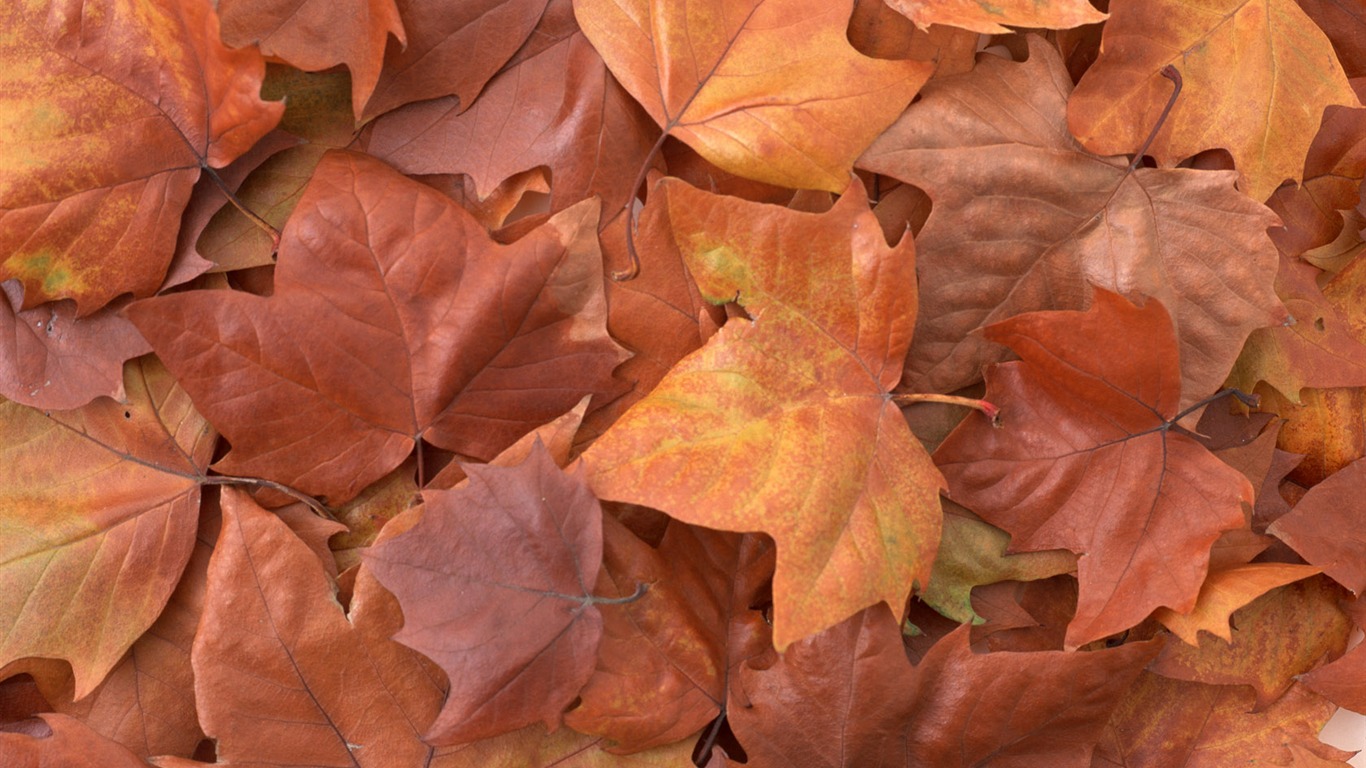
<box><xmin>7</xmin><ymin>0</ymin><xmax>1366</xmax><ymax>765</ymax></box>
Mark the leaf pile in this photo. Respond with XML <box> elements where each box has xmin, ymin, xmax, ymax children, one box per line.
<box><xmin>3</xmin><ymin>0</ymin><xmax>1366</xmax><ymax>765</ymax></box>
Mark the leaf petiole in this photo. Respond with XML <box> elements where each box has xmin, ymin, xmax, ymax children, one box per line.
<box><xmin>893</xmin><ymin>393</ymin><xmax>1001</xmax><ymax>426</ymax></box>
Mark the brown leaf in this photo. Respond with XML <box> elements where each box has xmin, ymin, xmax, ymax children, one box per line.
<box><xmin>0</xmin><ymin>0</ymin><xmax>282</xmax><ymax>313</ymax></box>
<box><xmin>934</xmin><ymin>289</ymin><xmax>1253</xmax><ymax>648</ymax></box>
<box><xmin>574</xmin><ymin>0</ymin><xmax>931</xmax><ymax>191</ymax></box>
<box><xmin>882</xmin><ymin>0</ymin><xmax>1106</xmax><ymax>34</ymax></box>
<box><xmin>128</xmin><ymin>150</ymin><xmax>626</xmax><ymax>503</ymax></box>
<box><xmin>1269</xmin><ymin>457</ymin><xmax>1366</xmax><ymax>594</ymax></box>
<box><xmin>860</xmin><ymin>35</ymin><xmax>1283</xmax><ymax>407</ymax></box>
<box><xmin>0</xmin><ymin>714</ymin><xmax>149</xmax><ymax>768</ymax></box>
<box><xmin>1153</xmin><ymin>563</ymin><xmax>1321</xmax><ymax>646</ymax></box>
<box><xmin>365</xmin><ymin>442</ymin><xmax>608</xmax><ymax>744</ymax></box>
<box><xmin>1066</xmin><ymin>0</ymin><xmax>1357</xmax><ymax>201</ymax></box>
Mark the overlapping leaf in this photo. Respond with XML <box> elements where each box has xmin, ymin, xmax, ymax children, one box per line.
<box><xmin>935</xmin><ymin>290</ymin><xmax>1253</xmax><ymax>648</ymax></box>
<box><xmin>573</xmin><ymin>0</ymin><xmax>931</xmax><ymax>192</ymax></box>
<box><xmin>882</xmin><ymin>0</ymin><xmax>1106</xmax><ymax>34</ymax></box>
<box><xmin>0</xmin><ymin>0</ymin><xmax>282</xmax><ymax>313</ymax></box>
<box><xmin>128</xmin><ymin>150</ymin><xmax>626</xmax><ymax>503</ymax></box>
<box><xmin>1268</xmin><ymin>458</ymin><xmax>1366</xmax><ymax>594</ymax></box>
<box><xmin>1067</xmin><ymin>0</ymin><xmax>1358</xmax><ymax>201</ymax></box>
<box><xmin>584</xmin><ymin>177</ymin><xmax>944</xmax><ymax>649</ymax></box>
<box><xmin>860</xmin><ymin>36</ymin><xmax>1283</xmax><ymax>407</ymax></box>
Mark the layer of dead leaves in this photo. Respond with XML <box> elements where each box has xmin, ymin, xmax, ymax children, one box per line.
<box><xmin>3</xmin><ymin>0</ymin><xmax>1366</xmax><ymax>765</ymax></box>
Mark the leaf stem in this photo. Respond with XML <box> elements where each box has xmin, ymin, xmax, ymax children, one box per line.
<box><xmin>613</xmin><ymin>130</ymin><xmax>671</xmax><ymax>282</ymax></box>
<box><xmin>1169</xmin><ymin>387</ymin><xmax>1258</xmax><ymax>425</ymax></box>
<box><xmin>201</xmin><ymin>164</ymin><xmax>281</xmax><ymax>252</ymax></box>
<box><xmin>1127</xmin><ymin>65</ymin><xmax>1182</xmax><ymax>174</ymax></box>
<box><xmin>893</xmin><ymin>393</ymin><xmax>1001</xmax><ymax>425</ymax></box>
<box><xmin>201</xmin><ymin>475</ymin><xmax>335</xmax><ymax>520</ymax></box>
<box><xmin>588</xmin><ymin>581</ymin><xmax>650</xmax><ymax>606</ymax></box>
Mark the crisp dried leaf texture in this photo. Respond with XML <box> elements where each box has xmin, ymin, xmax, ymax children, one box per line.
<box><xmin>584</xmin><ymin>178</ymin><xmax>944</xmax><ymax>650</ymax></box>
<box><xmin>731</xmin><ymin>608</ymin><xmax>1159</xmax><ymax>767</ymax></box>
<box><xmin>367</xmin><ymin>0</ymin><xmax>657</xmax><ymax>222</ymax></box>
<box><xmin>193</xmin><ymin>487</ymin><xmax>453</xmax><ymax>765</ymax></box>
<box><xmin>934</xmin><ymin>290</ymin><xmax>1253</xmax><ymax>648</ymax></box>
<box><xmin>884</xmin><ymin>0</ymin><xmax>1106</xmax><ymax>34</ymax></box>
<box><xmin>1148</xmin><ymin>577</ymin><xmax>1351</xmax><ymax>709</ymax></box>
<box><xmin>860</xmin><ymin>36</ymin><xmax>1283</xmax><ymax>407</ymax></box>
<box><xmin>1066</xmin><ymin>0</ymin><xmax>1358</xmax><ymax>201</ymax></box>
<box><xmin>1228</xmin><ymin>250</ymin><xmax>1366</xmax><ymax>402</ymax></box>
<box><xmin>362</xmin><ymin>0</ymin><xmax>549</xmax><ymax>120</ymax></box>
<box><xmin>574</xmin><ymin>0</ymin><xmax>931</xmax><ymax>192</ymax></box>
<box><xmin>1153</xmin><ymin>563</ymin><xmax>1321</xmax><ymax>645</ymax></box>
<box><xmin>567</xmin><ymin>520</ymin><xmax>774</xmax><ymax>752</ymax></box>
<box><xmin>218</xmin><ymin>0</ymin><xmax>403</xmax><ymax>119</ymax></box>
<box><xmin>0</xmin><ymin>284</ymin><xmax>150</xmax><ymax>410</ymax></box>
<box><xmin>1093</xmin><ymin>675</ymin><xmax>1352</xmax><ymax>766</ymax></box>
<box><xmin>1269</xmin><ymin>458</ymin><xmax>1366</xmax><ymax>594</ymax></box>
<box><xmin>0</xmin><ymin>0</ymin><xmax>282</xmax><ymax>313</ymax></box>
<box><xmin>365</xmin><ymin>442</ymin><xmax>607</xmax><ymax>744</ymax></box>
<box><xmin>1267</xmin><ymin>100</ymin><xmax>1366</xmax><ymax>257</ymax></box>
<box><xmin>0</xmin><ymin>714</ymin><xmax>149</xmax><ymax>768</ymax></box>
<box><xmin>1303</xmin><ymin>598</ymin><xmax>1366</xmax><ymax>713</ymax></box>
<box><xmin>128</xmin><ymin>150</ymin><xmax>626</xmax><ymax>503</ymax></box>
<box><xmin>0</xmin><ymin>358</ymin><xmax>214</xmax><ymax>699</ymax></box>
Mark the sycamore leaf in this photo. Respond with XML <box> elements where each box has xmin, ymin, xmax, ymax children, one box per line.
<box><xmin>0</xmin><ymin>0</ymin><xmax>283</xmax><ymax>314</ymax></box>
<box><xmin>217</xmin><ymin>0</ymin><xmax>404</xmax><ymax>119</ymax></box>
<box><xmin>573</xmin><ymin>0</ymin><xmax>931</xmax><ymax>192</ymax></box>
<box><xmin>934</xmin><ymin>289</ymin><xmax>1253</xmax><ymax>648</ymax></box>
<box><xmin>366</xmin><ymin>0</ymin><xmax>658</xmax><ymax>223</ymax></box>
<box><xmin>1094</xmin><ymin>675</ymin><xmax>1353</xmax><ymax>766</ymax></box>
<box><xmin>1269</xmin><ymin>458</ymin><xmax>1366</xmax><ymax>594</ymax></box>
<box><xmin>193</xmin><ymin>487</ymin><xmax>452</xmax><ymax>765</ymax></box>
<box><xmin>128</xmin><ymin>150</ymin><xmax>627</xmax><ymax>504</ymax></box>
<box><xmin>0</xmin><ymin>284</ymin><xmax>150</xmax><ymax>410</ymax></box>
<box><xmin>1266</xmin><ymin>97</ymin><xmax>1366</xmax><ymax>258</ymax></box>
<box><xmin>584</xmin><ymin>178</ymin><xmax>944</xmax><ymax>650</ymax></box>
<box><xmin>361</xmin><ymin>0</ymin><xmax>550</xmax><ymax>120</ymax></box>
<box><xmin>1299</xmin><ymin>0</ymin><xmax>1366</xmax><ymax>77</ymax></box>
<box><xmin>1153</xmin><ymin>563</ymin><xmax>1321</xmax><ymax>646</ymax></box>
<box><xmin>883</xmin><ymin>0</ymin><xmax>1107</xmax><ymax>34</ymax></box>
<box><xmin>1066</xmin><ymin>0</ymin><xmax>1358</xmax><ymax>201</ymax></box>
<box><xmin>0</xmin><ymin>357</ymin><xmax>214</xmax><ymax>699</ymax></box>
<box><xmin>1302</xmin><ymin>597</ymin><xmax>1366</xmax><ymax>713</ymax></box>
<box><xmin>566</xmin><ymin>520</ymin><xmax>774</xmax><ymax>752</ymax></box>
<box><xmin>730</xmin><ymin>605</ymin><xmax>1160</xmax><ymax>767</ymax></box>
<box><xmin>0</xmin><ymin>714</ymin><xmax>149</xmax><ymax>768</ymax></box>
<box><xmin>859</xmin><ymin>35</ymin><xmax>1283</xmax><ymax>407</ymax></box>
<box><xmin>365</xmin><ymin>442</ymin><xmax>608</xmax><ymax>744</ymax></box>
<box><xmin>1148</xmin><ymin>577</ymin><xmax>1351</xmax><ymax>709</ymax></box>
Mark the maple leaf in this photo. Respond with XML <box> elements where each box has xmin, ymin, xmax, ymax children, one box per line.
<box><xmin>566</xmin><ymin>519</ymin><xmax>774</xmax><ymax>752</ymax></box>
<box><xmin>128</xmin><ymin>150</ymin><xmax>627</xmax><ymax>503</ymax></box>
<box><xmin>859</xmin><ymin>35</ymin><xmax>1284</xmax><ymax>408</ymax></box>
<box><xmin>583</xmin><ymin>177</ymin><xmax>944</xmax><ymax>650</ymax></box>
<box><xmin>365</xmin><ymin>442</ymin><xmax>612</xmax><ymax>744</ymax></box>
<box><xmin>366</xmin><ymin>0</ymin><xmax>659</xmax><ymax>223</ymax></box>
<box><xmin>1152</xmin><ymin>563</ymin><xmax>1321</xmax><ymax>646</ymax></box>
<box><xmin>1266</xmin><ymin>95</ymin><xmax>1366</xmax><ymax>257</ymax></box>
<box><xmin>934</xmin><ymin>289</ymin><xmax>1253</xmax><ymax>648</ymax></box>
<box><xmin>1066</xmin><ymin>0</ymin><xmax>1359</xmax><ymax>202</ymax></box>
<box><xmin>192</xmin><ymin>487</ymin><xmax>461</xmax><ymax>765</ymax></box>
<box><xmin>217</xmin><ymin>0</ymin><xmax>404</xmax><ymax>119</ymax></box>
<box><xmin>729</xmin><ymin>605</ymin><xmax>1160</xmax><ymax>766</ymax></box>
<box><xmin>0</xmin><ymin>0</ymin><xmax>283</xmax><ymax>314</ymax></box>
<box><xmin>361</xmin><ymin>0</ymin><xmax>550</xmax><ymax>120</ymax></box>
<box><xmin>882</xmin><ymin>0</ymin><xmax>1107</xmax><ymax>34</ymax></box>
<box><xmin>573</xmin><ymin>0</ymin><xmax>932</xmax><ymax>192</ymax></box>
<box><xmin>1268</xmin><ymin>457</ymin><xmax>1366</xmax><ymax>594</ymax></box>
<box><xmin>0</xmin><ymin>358</ymin><xmax>214</xmax><ymax>699</ymax></box>
<box><xmin>1094</xmin><ymin>674</ymin><xmax>1353</xmax><ymax>766</ymax></box>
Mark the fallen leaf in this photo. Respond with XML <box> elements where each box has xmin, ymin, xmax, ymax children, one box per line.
<box><xmin>882</xmin><ymin>0</ymin><xmax>1106</xmax><ymax>34</ymax></box>
<box><xmin>1153</xmin><ymin>563</ymin><xmax>1321</xmax><ymax>645</ymax></box>
<box><xmin>0</xmin><ymin>358</ymin><xmax>214</xmax><ymax>699</ymax></box>
<box><xmin>584</xmin><ymin>177</ymin><xmax>944</xmax><ymax>650</ymax></box>
<box><xmin>0</xmin><ymin>0</ymin><xmax>282</xmax><ymax>313</ymax></box>
<box><xmin>934</xmin><ymin>289</ymin><xmax>1253</xmax><ymax>648</ymax></box>
<box><xmin>860</xmin><ymin>35</ymin><xmax>1284</xmax><ymax>407</ymax></box>
<box><xmin>1066</xmin><ymin>0</ymin><xmax>1358</xmax><ymax>201</ymax></box>
<box><xmin>128</xmin><ymin>150</ymin><xmax>626</xmax><ymax>503</ymax></box>
<box><xmin>365</xmin><ymin>442</ymin><xmax>608</xmax><ymax>744</ymax></box>
<box><xmin>1269</xmin><ymin>458</ymin><xmax>1366</xmax><ymax>594</ymax></box>
<box><xmin>574</xmin><ymin>0</ymin><xmax>931</xmax><ymax>191</ymax></box>
<box><xmin>0</xmin><ymin>714</ymin><xmax>149</xmax><ymax>768</ymax></box>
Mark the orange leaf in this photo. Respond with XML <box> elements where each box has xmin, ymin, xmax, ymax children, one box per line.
<box><xmin>128</xmin><ymin>150</ymin><xmax>626</xmax><ymax>503</ymax></box>
<box><xmin>1067</xmin><ymin>0</ymin><xmax>1358</xmax><ymax>201</ymax></box>
<box><xmin>573</xmin><ymin>0</ymin><xmax>931</xmax><ymax>191</ymax></box>
<box><xmin>934</xmin><ymin>289</ymin><xmax>1253</xmax><ymax>648</ymax></box>
<box><xmin>1269</xmin><ymin>458</ymin><xmax>1366</xmax><ymax>594</ymax></box>
<box><xmin>0</xmin><ymin>714</ymin><xmax>149</xmax><ymax>768</ymax></box>
<box><xmin>584</xmin><ymin>178</ymin><xmax>944</xmax><ymax>649</ymax></box>
<box><xmin>0</xmin><ymin>358</ymin><xmax>214</xmax><ymax>698</ymax></box>
<box><xmin>0</xmin><ymin>0</ymin><xmax>283</xmax><ymax>314</ymax></box>
<box><xmin>1154</xmin><ymin>563</ymin><xmax>1321</xmax><ymax>645</ymax></box>
<box><xmin>883</xmin><ymin>0</ymin><xmax>1106</xmax><ymax>34</ymax></box>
